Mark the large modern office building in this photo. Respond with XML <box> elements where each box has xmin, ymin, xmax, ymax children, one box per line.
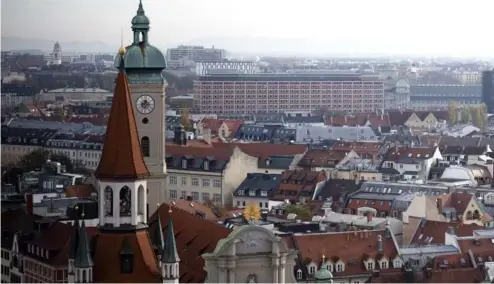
<box><xmin>482</xmin><ymin>70</ymin><xmax>494</xmax><ymax>113</ymax></box>
<box><xmin>409</xmin><ymin>84</ymin><xmax>482</xmax><ymax>110</ymax></box>
<box><xmin>166</xmin><ymin>45</ymin><xmax>226</xmax><ymax>68</ymax></box>
<box><xmin>193</xmin><ymin>71</ymin><xmax>385</xmax><ymax>114</ymax></box>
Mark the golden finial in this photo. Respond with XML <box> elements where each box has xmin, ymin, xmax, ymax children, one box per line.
<box><xmin>322</xmin><ymin>254</ymin><xmax>326</xmax><ymax>262</ymax></box>
<box><xmin>118</xmin><ymin>28</ymin><xmax>125</xmax><ymax>55</ymax></box>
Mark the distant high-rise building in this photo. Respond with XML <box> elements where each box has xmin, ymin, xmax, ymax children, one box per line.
<box><xmin>193</xmin><ymin>71</ymin><xmax>384</xmax><ymax>114</ymax></box>
<box><xmin>482</xmin><ymin>70</ymin><xmax>494</xmax><ymax>113</ymax></box>
<box><xmin>166</xmin><ymin>45</ymin><xmax>225</xmax><ymax>68</ymax></box>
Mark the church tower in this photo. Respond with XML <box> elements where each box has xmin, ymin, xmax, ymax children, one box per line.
<box><xmin>117</xmin><ymin>0</ymin><xmax>168</xmax><ymax>215</ymax></box>
<box><xmin>52</xmin><ymin>41</ymin><xmax>62</xmax><ymax>65</ymax></box>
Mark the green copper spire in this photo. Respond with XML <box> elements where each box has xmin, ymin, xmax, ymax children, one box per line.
<box><xmin>152</xmin><ymin>215</ymin><xmax>165</xmax><ymax>255</ymax></box>
<box><xmin>161</xmin><ymin>209</ymin><xmax>180</xmax><ymax>263</ymax></box>
<box><xmin>315</xmin><ymin>255</ymin><xmax>333</xmax><ymax>283</ymax></box>
<box><xmin>74</xmin><ymin>219</ymin><xmax>93</xmax><ymax>268</ymax></box>
<box><xmin>131</xmin><ymin>0</ymin><xmax>150</xmax><ymax>30</ymax></box>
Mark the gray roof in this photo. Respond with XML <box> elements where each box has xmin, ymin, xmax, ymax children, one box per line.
<box><xmin>233</xmin><ymin>173</ymin><xmax>281</xmax><ymax>197</ymax></box>
<box><xmin>356</xmin><ymin>181</ymin><xmax>449</xmax><ymax>197</ymax></box>
<box><xmin>259</xmin><ymin>156</ymin><xmax>295</xmax><ymax>170</ymax></box>
<box><xmin>410</xmin><ymin>84</ymin><xmax>482</xmax><ymax>96</ymax></box>
<box><xmin>295</xmin><ymin>126</ymin><xmax>379</xmax><ymax>143</ymax></box>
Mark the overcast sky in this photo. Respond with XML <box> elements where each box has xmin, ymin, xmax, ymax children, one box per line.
<box><xmin>2</xmin><ymin>0</ymin><xmax>493</xmax><ymax>56</ymax></box>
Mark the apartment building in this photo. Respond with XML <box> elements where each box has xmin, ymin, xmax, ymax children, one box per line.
<box><xmin>410</xmin><ymin>84</ymin><xmax>482</xmax><ymax>109</ymax></box>
<box><xmin>193</xmin><ymin>72</ymin><xmax>385</xmax><ymax>114</ymax></box>
<box><xmin>451</xmin><ymin>71</ymin><xmax>483</xmax><ymax>84</ymax></box>
<box><xmin>166</xmin><ymin>45</ymin><xmax>226</xmax><ymax>68</ymax></box>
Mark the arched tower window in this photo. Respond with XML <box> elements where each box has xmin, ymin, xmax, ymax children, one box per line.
<box><xmin>141</xmin><ymin>137</ymin><xmax>150</xmax><ymax>157</ymax></box>
<box><xmin>137</xmin><ymin>185</ymin><xmax>145</xmax><ymax>215</ymax></box>
<box><xmin>82</xmin><ymin>270</ymin><xmax>87</xmax><ymax>283</ymax></box>
<box><xmin>104</xmin><ymin>186</ymin><xmax>113</xmax><ymax>217</ymax></box>
<box><xmin>120</xmin><ymin>186</ymin><xmax>131</xmax><ymax>217</ymax></box>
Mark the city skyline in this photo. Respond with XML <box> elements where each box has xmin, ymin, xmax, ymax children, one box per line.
<box><xmin>1</xmin><ymin>0</ymin><xmax>494</xmax><ymax>57</ymax></box>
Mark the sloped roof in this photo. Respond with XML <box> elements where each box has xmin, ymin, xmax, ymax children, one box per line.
<box><xmin>94</xmin><ymin>66</ymin><xmax>149</xmax><ymax>180</ymax></box>
<box><xmin>149</xmin><ymin>203</ymin><xmax>231</xmax><ymax>283</ymax></box>
<box><xmin>91</xmin><ymin>229</ymin><xmax>161</xmax><ymax>282</ymax></box>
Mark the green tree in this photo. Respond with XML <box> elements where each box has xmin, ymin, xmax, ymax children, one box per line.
<box><xmin>447</xmin><ymin>102</ymin><xmax>457</xmax><ymax>124</ymax></box>
<box><xmin>53</xmin><ymin>106</ymin><xmax>65</xmax><ymax>122</ymax></box>
<box><xmin>18</xmin><ymin>149</ymin><xmax>48</xmax><ymax>172</ymax></box>
<box><xmin>284</xmin><ymin>204</ymin><xmax>312</xmax><ymax>221</ymax></box>
<box><xmin>50</xmin><ymin>153</ymin><xmax>74</xmax><ymax>172</ymax></box>
<box><xmin>180</xmin><ymin>107</ymin><xmax>194</xmax><ymax>131</ymax></box>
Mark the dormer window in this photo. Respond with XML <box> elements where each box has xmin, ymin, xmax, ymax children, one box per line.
<box><xmin>238</xmin><ymin>190</ymin><xmax>245</xmax><ymax>196</ymax></box>
<box><xmin>336</xmin><ymin>263</ymin><xmax>344</xmax><ymax>272</ymax></box>
<box><xmin>261</xmin><ymin>191</ymin><xmax>268</xmax><ymax>197</ymax></box>
<box><xmin>367</xmin><ymin>261</ymin><xmax>374</xmax><ymax>270</ymax></box>
<box><xmin>182</xmin><ymin>159</ymin><xmax>187</xmax><ymax>169</ymax></box>
<box><xmin>296</xmin><ymin>269</ymin><xmax>303</xmax><ymax>280</ymax></box>
<box><xmin>249</xmin><ymin>190</ymin><xmax>256</xmax><ymax>196</ymax></box>
<box><xmin>204</xmin><ymin>161</ymin><xmax>209</xmax><ymax>171</ymax></box>
<box><xmin>380</xmin><ymin>259</ymin><xmax>388</xmax><ymax>269</ymax></box>
<box><xmin>308</xmin><ymin>264</ymin><xmax>316</xmax><ymax>274</ymax></box>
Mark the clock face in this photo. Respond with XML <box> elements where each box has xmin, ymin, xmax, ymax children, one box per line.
<box><xmin>136</xmin><ymin>95</ymin><xmax>155</xmax><ymax>114</ymax></box>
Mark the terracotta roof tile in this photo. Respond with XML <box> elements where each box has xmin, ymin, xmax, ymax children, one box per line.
<box><xmin>199</xmin><ymin>118</ymin><xmax>224</xmax><ymax>133</ymax></box>
<box><xmin>441</xmin><ymin>192</ymin><xmax>474</xmax><ymax>214</ymax></box>
<box><xmin>95</xmin><ymin>69</ymin><xmax>149</xmax><ymax>180</ymax></box>
<box><xmin>149</xmin><ymin>203</ymin><xmax>231</xmax><ymax>283</ymax></box>
<box><xmin>234</xmin><ymin>143</ymin><xmax>307</xmax><ymax>159</ymax></box>
<box><xmin>92</xmin><ymin>229</ymin><xmax>161</xmax><ymax>282</ymax></box>
<box><xmin>428</xmin><ymin>268</ymin><xmax>485</xmax><ymax>283</ymax></box>
<box><xmin>386</xmin><ymin>146</ymin><xmax>436</xmax><ymax>161</ymax></box>
<box><xmin>294</xmin><ymin>230</ymin><xmax>399</xmax><ymax>277</ymax></box>
<box><xmin>165</xmin><ymin>200</ymin><xmax>233</xmax><ymax>221</ymax></box>
<box><xmin>298</xmin><ymin>149</ymin><xmax>346</xmax><ymax>167</ymax></box>
<box><xmin>65</xmin><ymin>184</ymin><xmax>95</xmax><ymax>198</ymax></box>
<box><xmin>410</xmin><ymin>219</ymin><xmax>482</xmax><ymax>245</ymax></box>
<box><xmin>273</xmin><ymin>170</ymin><xmax>326</xmax><ymax>202</ymax></box>
<box><xmin>222</xmin><ymin>120</ymin><xmax>244</xmax><ymax>138</ymax></box>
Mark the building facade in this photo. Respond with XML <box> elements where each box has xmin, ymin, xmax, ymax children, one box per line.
<box><xmin>166</xmin><ymin>45</ymin><xmax>226</xmax><ymax>68</ymax></box>
<box><xmin>410</xmin><ymin>84</ymin><xmax>482</xmax><ymax>110</ymax></box>
<box><xmin>193</xmin><ymin>73</ymin><xmax>385</xmax><ymax>114</ymax></box>
<box><xmin>482</xmin><ymin>70</ymin><xmax>494</xmax><ymax>113</ymax></box>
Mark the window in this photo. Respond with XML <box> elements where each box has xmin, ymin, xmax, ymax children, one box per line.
<box><xmin>191</xmin><ymin>192</ymin><xmax>199</xmax><ymax>201</ymax></box>
<box><xmin>204</xmin><ymin>161</ymin><xmax>209</xmax><ymax>170</ymax></box>
<box><xmin>170</xmin><ymin>190</ymin><xmax>177</xmax><ymax>199</ymax></box>
<box><xmin>182</xmin><ymin>159</ymin><xmax>187</xmax><ymax>169</ymax></box>
<box><xmin>191</xmin><ymin>178</ymin><xmax>199</xmax><ymax>186</ymax></box>
<box><xmin>213</xmin><ymin>194</ymin><xmax>221</xmax><ymax>203</ymax></box>
<box><xmin>326</xmin><ymin>264</ymin><xmax>332</xmax><ymax>271</ymax></box>
<box><xmin>399</xmin><ymin>164</ymin><xmax>403</xmax><ymax>169</ymax></box>
<box><xmin>238</xmin><ymin>190</ymin><xmax>245</xmax><ymax>196</ymax></box>
<box><xmin>213</xmin><ymin>179</ymin><xmax>221</xmax><ymax>188</ymax></box>
<box><xmin>261</xmin><ymin>190</ymin><xmax>268</xmax><ymax>197</ymax></box>
<box><xmin>181</xmin><ymin>176</ymin><xmax>187</xmax><ymax>186</ymax></box>
<box><xmin>265</xmin><ymin>202</ymin><xmax>268</xmax><ymax>208</ymax></box>
<box><xmin>380</xmin><ymin>260</ymin><xmax>388</xmax><ymax>269</ymax></box>
<box><xmin>168</xmin><ymin>175</ymin><xmax>177</xmax><ymax>185</ymax></box>
<box><xmin>367</xmin><ymin>261</ymin><xmax>374</xmax><ymax>270</ymax></box>
<box><xmin>336</xmin><ymin>263</ymin><xmax>344</xmax><ymax>272</ymax></box>
<box><xmin>181</xmin><ymin>191</ymin><xmax>187</xmax><ymax>199</ymax></box>
<box><xmin>202</xmin><ymin>179</ymin><xmax>210</xmax><ymax>187</ymax></box>
<box><xmin>308</xmin><ymin>265</ymin><xmax>316</xmax><ymax>274</ymax></box>
<box><xmin>202</xmin><ymin>192</ymin><xmax>210</xmax><ymax>201</ymax></box>
<box><xmin>249</xmin><ymin>189</ymin><xmax>256</xmax><ymax>196</ymax></box>
<box><xmin>394</xmin><ymin>259</ymin><xmax>403</xmax><ymax>268</ymax></box>
<box><xmin>140</xmin><ymin>137</ymin><xmax>150</xmax><ymax>157</ymax></box>
<box><xmin>296</xmin><ymin>269</ymin><xmax>303</xmax><ymax>280</ymax></box>
<box><xmin>120</xmin><ymin>254</ymin><xmax>133</xmax><ymax>274</ymax></box>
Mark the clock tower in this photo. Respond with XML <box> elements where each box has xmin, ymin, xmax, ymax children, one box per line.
<box><xmin>116</xmin><ymin>0</ymin><xmax>167</xmax><ymax>215</ymax></box>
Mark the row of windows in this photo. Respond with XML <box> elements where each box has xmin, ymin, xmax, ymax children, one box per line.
<box><xmin>0</xmin><ymin>250</ymin><xmax>10</xmax><ymax>261</ymax></box>
<box><xmin>169</xmin><ymin>190</ymin><xmax>221</xmax><ymax>203</ymax></box>
<box><xmin>236</xmin><ymin>200</ymin><xmax>269</xmax><ymax>209</ymax></box>
<box><xmin>168</xmin><ymin>176</ymin><xmax>221</xmax><ymax>188</ymax></box>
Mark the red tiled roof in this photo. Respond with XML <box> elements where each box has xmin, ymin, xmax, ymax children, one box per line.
<box><xmin>410</xmin><ymin>219</ymin><xmax>482</xmax><ymax>245</ymax></box>
<box><xmin>273</xmin><ymin>170</ymin><xmax>326</xmax><ymax>201</ymax></box>
<box><xmin>332</xmin><ymin>141</ymin><xmax>383</xmax><ymax>155</ymax></box>
<box><xmin>92</xmin><ymin>229</ymin><xmax>161</xmax><ymax>282</ymax></box>
<box><xmin>298</xmin><ymin>149</ymin><xmax>346</xmax><ymax>167</ymax></box>
<box><xmin>386</xmin><ymin>146</ymin><xmax>436</xmax><ymax>161</ymax></box>
<box><xmin>199</xmin><ymin>118</ymin><xmax>224</xmax><ymax>133</ymax></box>
<box><xmin>428</xmin><ymin>268</ymin><xmax>485</xmax><ymax>283</ymax></box>
<box><xmin>149</xmin><ymin>203</ymin><xmax>231</xmax><ymax>283</ymax></box>
<box><xmin>221</xmin><ymin>120</ymin><xmax>244</xmax><ymax>138</ymax></box>
<box><xmin>165</xmin><ymin>200</ymin><xmax>234</xmax><ymax>221</ymax></box>
<box><xmin>65</xmin><ymin>184</ymin><xmax>95</xmax><ymax>198</ymax></box>
<box><xmin>95</xmin><ymin>69</ymin><xmax>149</xmax><ymax>180</ymax></box>
<box><xmin>294</xmin><ymin>230</ymin><xmax>399</xmax><ymax>277</ymax></box>
<box><xmin>440</xmin><ymin>193</ymin><xmax>474</xmax><ymax>214</ymax></box>
<box><xmin>345</xmin><ymin>198</ymin><xmax>392</xmax><ymax>213</ymax></box>
<box><xmin>234</xmin><ymin>143</ymin><xmax>306</xmax><ymax>159</ymax></box>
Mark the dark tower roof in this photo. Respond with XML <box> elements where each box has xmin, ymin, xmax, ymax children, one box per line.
<box><xmin>151</xmin><ymin>215</ymin><xmax>165</xmax><ymax>254</ymax></box>
<box><xmin>94</xmin><ymin>50</ymin><xmax>149</xmax><ymax>180</ymax></box>
<box><xmin>74</xmin><ymin>219</ymin><xmax>94</xmax><ymax>268</ymax></box>
<box><xmin>161</xmin><ymin>210</ymin><xmax>180</xmax><ymax>264</ymax></box>
<box><xmin>68</xmin><ymin>209</ymin><xmax>80</xmax><ymax>260</ymax></box>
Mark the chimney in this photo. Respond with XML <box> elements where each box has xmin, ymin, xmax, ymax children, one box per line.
<box><xmin>436</xmin><ymin>197</ymin><xmax>443</xmax><ymax>213</ymax></box>
<box><xmin>338</xmin><ymin>221</ymin><xmax>347</xmax><ymax>232</ymax></box>
<box><xmin>377</xmin><ymin>235</ymin><xmax>383</xmax><ymax>253</ymax></box>
<box><xmin>447</xmin><ymin>226</ymin><xmax>455</xmax><ymax>235</ymax></box>
<box><xmin>367</xmin><ymin>211</ymin><xmax>374</xmax><ymax>223</ymax></box>
<box><xmin>203</xmin><ymin>128</ymin><xmax>212</xmax><ymax>145</ymax></box>
<box><xmin>174</xmin><ymin>125</ymin><xmax>184</xmax><ymax>145</ymax></box>
<box><xmin>25</xmin><ymin>193</ymin><xmax>33</xmax><ymax>215</ymax></box>
<box><xmin>16</xmin><ymin>174</ymin><xmax>22</xmax><ymax>193</ymax></box>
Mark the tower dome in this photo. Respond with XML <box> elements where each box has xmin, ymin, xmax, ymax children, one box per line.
<box><xmin>315</xmin><ymin>255</ymin><xmax>333</xmax><ymax>283</ymax></box>
<box><xmin>115</xmin><ymin>0</ymin><xmax>166</xmax><ymax>70</ymax></box>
